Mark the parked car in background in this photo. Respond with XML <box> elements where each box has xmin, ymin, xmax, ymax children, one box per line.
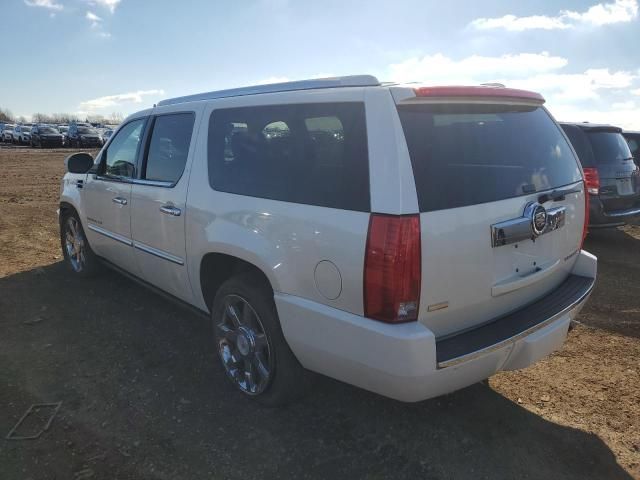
<box><xmin>13</xmin><ymin>124</ymin><xmax>33</xmax><ymax>144</ymax></box>
<box><xmin>561</xmin><ymin>122</ymin><xmax>640</xmax><ymax>228</ymax></box>
<box><xmin>57</xmin><ymin>125</ymin><xmax>69</xmax><ymax>146</ymax></box>
<box><xmin>101</xmin><ymin>128</ymin><xmax>114</xmax><ymax>144</ymax></box>
<box><xmin>0</xmin><ymin>123</ymin><xmax>15</xmax><ymax>142</ymax></box>
<box><xmin>30</xmin><ymin>124</ymin><xmax>64</xmax><ymax>148</ymax></box>
<box><xmin>58</xmin><ymin>76</ymin><xmax>596</xmax><ymax>405</ymax></box>
<box><xmin>623</xmin><ymin>130</ymin><xmax>640</xmax><ymax>166</ymax></box>
<box><xmin>67</xmin><ymin>123</ymin><xmax>103</xmax><ymax>148</ymax></box>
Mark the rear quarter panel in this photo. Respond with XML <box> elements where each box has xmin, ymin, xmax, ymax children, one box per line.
<box><xmin>185</xmin><ymin>89</ymin><xmax>374</xmax><ymax>314</ymax></box>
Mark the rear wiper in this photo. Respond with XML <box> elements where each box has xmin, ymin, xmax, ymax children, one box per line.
<box><xmin>538</xmin><ymin>187</ymin><xmax>582</xmax><ymax>204</ymax></box>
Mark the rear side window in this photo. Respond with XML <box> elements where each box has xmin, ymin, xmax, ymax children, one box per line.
<box><xmin>627</xmin><ymin>136</ymin><xmax>639</xmax><ymax>157</ymax></box>
<box><xmin>561</xmin><ymin>124</ymin><xmax>595</xmax><ymax>167</ymax></box>
<box><xmin>587</xmin><ymin>131</ymin><xmax>633</xmax><ymax>164</ymax></box>
<box><xmin>143</xmin><ymin>113</ymin><xmax>195</xmax><ymax>184</ymax></box>
<box><xmin>398</xmin><ymin>103</ymin><xmax>582</xmax><ymax>212</ymax></box>
<box><xmin>208</xmin><ymin>103</ymin><xmax>369</xmax><ymax>211</ymax></box>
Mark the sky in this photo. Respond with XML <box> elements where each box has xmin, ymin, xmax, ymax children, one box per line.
<box><xmin>1</xmin><ymin>0</ymin><xmax>639</xmax><ymax>128</ymax></box>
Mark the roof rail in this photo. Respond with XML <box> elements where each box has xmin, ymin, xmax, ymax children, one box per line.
<box><xmin>157</xmin><ymin>75</ymin><xmax>380</xmax><ymax>106</ymax></box>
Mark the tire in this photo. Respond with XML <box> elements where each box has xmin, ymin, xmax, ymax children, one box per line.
<box><xmin>60</xmin><ymin>210</ymin><xmax>101</xmax><ymax>277</ymax></box>
<box><xmin>211</xmin><ymin>272</ymin><xmax>307</xmax><ymax>406</ymax></box>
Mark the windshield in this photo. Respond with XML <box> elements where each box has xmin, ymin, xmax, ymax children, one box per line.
<box><xmin>40</xmin><ymin>127</ymin><xmax>58</xmax><ymax>134</ymax></box>
<box><xmin>78</xmin><ymin>127</ymin><xmax>97</xmax><ymax>134</ymax></box>
<box><xmin>398</xmin><ymin>103</ymin><xmax>582</xmax><ymax>212</ymax></box>
<box><xmin>588</xmin><ymin>132</ymin><xmax>633</xmax><ymax>164</ymax></box>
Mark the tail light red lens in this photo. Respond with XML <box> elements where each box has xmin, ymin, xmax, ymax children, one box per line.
<box><xmin>582</xmin><ymin>189</ymin><xmax>590</xmax><ymax>248</ymax></box>
<box><xmin>583</xmin><ymin>167</ymin><xmax>600</xmax><ymax>195</ymax></box>
<box><xmin>364</xmin><ymin>214</ymin><xmax>421</xmax><ymax>323</ymax></box>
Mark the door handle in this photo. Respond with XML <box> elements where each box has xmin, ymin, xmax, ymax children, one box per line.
<box><xmin>112</xmin><ymin>197</ymin><xmax>128</xmax><ymax>205</ymax></box>
<box><xmin>160</xmin><ymin>205</ymin><xmax>181</xmax><ymax>216</ymax></box>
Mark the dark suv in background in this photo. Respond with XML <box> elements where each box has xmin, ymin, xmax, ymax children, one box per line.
<box><xmin>623</xmin><ymin>130</ymin><xmax>640</xmax><ymax>166</ymax></box>
<box><xmin>30</xmin><ymin>124</ymin><xmax>64</xmax><ymax>148</ymax></box>
<box><xmin>67</xmin><ymin>123</ymin><xmax>103</xmax><ymax>148</ymax></box>
<box><xmin>561</xmin><ymin>122</ymin><xmax>640</xmax><ymax>228</ymax></box>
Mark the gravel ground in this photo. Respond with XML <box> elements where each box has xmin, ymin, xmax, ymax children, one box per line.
<box><xmin>0</xmin><ymin>148</ymin><xmax>638</xmax><ymax>479</ymax></box>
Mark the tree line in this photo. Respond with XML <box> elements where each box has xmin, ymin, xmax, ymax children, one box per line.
<box><xmin>0</xmin><ymin>108</ymin><xmax>123</xmax><ymax>125</ymax></box>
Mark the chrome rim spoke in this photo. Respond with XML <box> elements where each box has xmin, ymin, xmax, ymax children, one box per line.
<box><xmin>253</xmin><ymin>352</ymin><xmax>270</xmax><ymax>381</ymax></box>
<box><xmin>215</xmin><ymin>294</ymin><xmax>273</xmax><ymax>396</ymax></box>
<box><xmin>215</xmin><ymin>323</ymin><xmax>238</xmax><ymax>343</ymax></box>
<box><xmin>241</xmin><ymin>301</ymin><xmax>253</xmax><ymax>326</ymax></box>
<box><xmin>65</xmin><ymin>218</ymin><xmax>85</xmax><ymax>272</ymax></box>
<box><xmin>226</xmin><ymin>303</ymin><xmax>242</xmax><ymax>327</ymax></box>
<box><xmin>253</xmin><ymin>333</ymin><xmax>268</xmax><ymax>350</ymax></box>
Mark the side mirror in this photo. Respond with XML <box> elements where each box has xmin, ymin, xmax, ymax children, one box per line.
<box><xmin>65</xmin><ymin>152</ymin><xmax>94</xmax><ymax>174</ymax></box>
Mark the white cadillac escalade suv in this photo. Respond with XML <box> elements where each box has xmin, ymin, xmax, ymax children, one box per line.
<box><xmin>59</xmin><ymin>76</ymin><xmax>597</xmax><ymax>405</ymax></box>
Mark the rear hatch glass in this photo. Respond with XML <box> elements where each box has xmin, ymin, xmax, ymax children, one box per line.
<box><xmin>396</xmin><ymin>101</ymin><xmax>584</xmax><ymax>337</ymax></box>
<box><xmin>586</xmin><ymin>131</ymin><xmax>638</xmax><ymax>207</ymax></box>
<box><xmin>398</xmin><ymin>103</ymin><xmax>582</xmax><ymax>212</ymax></box>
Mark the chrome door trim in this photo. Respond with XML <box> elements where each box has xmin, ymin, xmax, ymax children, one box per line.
<box><xmin>133</xmin><ymin>241</ymin><xmax>184</xmax><ymax>265</ymax></box>
<box><xmin>131</xmin><ymin>178</ymin><xmax>175</xmax><ymax>188</ymax></box>
<box><xmin>87</xmin><ymin>224</ymin><xmax>133</xmax><ymax>246</ymax></box>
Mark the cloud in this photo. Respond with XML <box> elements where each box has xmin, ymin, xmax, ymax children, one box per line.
<box><xmin>387</xmin><ymin>53</ymin><xmax>636</xmax><ymax>101</ymax></box>
<box><xmin>388</xmin><ymin>52</ymin><xmax>568</xmax><ymax>84</ymax></box>
<box><xmin>24</xmin><ymin>0</ymin><xmax>63</xmax><ymax>11</ymax></box>
<box><xmin>86</xmin><ymin>11</ymin><xmax>102</xmax><ymax>27</ymax></box>
<box><xmin>90</xmin><ymin>0</ymin><xmax>121</xmax><ymax>13</ymax></box>
<box><xmin>257</xmin><ymin>76</ymin><xmax>291</xmax><ymax>85</ymax></box>
<box><xmin>79</xmin><ymin>89</ymin><xmax>165</xmax><ymax>111</ymax></box>
<box><xmin>471</xmin><ymin>0</ymin><xmax>638</xmax><ymax>31</ymax></box>
<box><xmin>385</xmin><ymin>52</ymin><xmax>640</xmax><ymax>128</ymax></box>
<box><xmin>471</xmin><ymin>14</ymin><xmax>571</xmax><ymax>31</ymax></box>
<box><xmin>550</xmin><ymin>103</ymin><xmax>640</xmax><ymax>130</ymax></box>
<box><xmin>255</xmin><ymin>73</ymin><xmax>336</xmax><ymax>85</ymax></box>
<box><xmin>508</xmin><ymin>68</ymin><xmax>636</xmax><ymax>101</ymax></box>
<box><xmin>563</xmin><ymin>0</ymin><xmax>638</xmax><ymax>26</ymax></box>
<box><xmin>612</xmin><ymin>100</ymin><xmax>636</xmax><ymax>109</ymax></box>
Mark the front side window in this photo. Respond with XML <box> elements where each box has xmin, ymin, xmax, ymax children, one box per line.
<box><xmin>103</xmin><ymin>119</ymin><xmax>145</xmax><ymax>178</ymax></box>
<box><xmin>398</xmin><ymin>103</ymin><xmax>582</xmax><ymax>212</ymax></box>
<box><xmin>143</xmin><ymin>113</ymin><xmax>195</xmax><ymax>184</ymax></box>
<box><xmin>208</xmin><ymin>103</ymin><xmax>369</xmax><ymax>211</ymax></box>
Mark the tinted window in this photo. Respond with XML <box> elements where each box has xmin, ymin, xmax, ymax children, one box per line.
<box><xmin>208</xmin><ymin>103</ymin><xmax>369</xmax><ymax>211</ymax></box>
<box><xmin>40</xmin><ymin>127</ymin><xmax>58</xmax><ymax>134</ymax></box>
<box><xmin>587</xmin><ymin>131</ymin><xmax>633</xmax><ymax>164</ymax></box>
<box><xmin>103</xmin><ymin>119</ymin><xmax>145</xmax><ymax>178</ymax></box>
<box><xmin>626</xmin><ymin>134</ymin><xmax>640</xmax><ymax>158</ymax></box>
<box><xmin>398</xmin><ymin>103</ymin><xmax>582</xmax><ymax>212</ymax></box>
<box><xmin>561</xmin><ymin>124</ymin><xmax>595</xmax><ymax>167</ymax></box>
<box><xmin>143</xmin><ymin>113</ymin><xmax>195</xmax><ymax>183</ymax></box>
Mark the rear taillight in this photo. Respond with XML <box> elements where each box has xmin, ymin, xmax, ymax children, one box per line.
<box><xmin>582</xmin><ymin>176</ymin><xmax>592</xmax><ymax>248</ymax></box>
<box><xmin>364</xmin><ymin>214</ymin><xmax>421</xmax><ymax>323</ymax></box>
<box><xmin>583</xmin><ymin>167</ymin><xmax>600</xmax><ymax>195</ymax></box>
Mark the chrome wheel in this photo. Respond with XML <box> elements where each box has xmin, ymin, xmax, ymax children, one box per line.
<box><xmin>64</xmin><ymin>216</ymin><xmax>86</xmax><ymax>273</ymax></box>
<box><xmin>215</xmin><ymin>294</ymin><xmax>272</xmax><ymax>395</ymax></box>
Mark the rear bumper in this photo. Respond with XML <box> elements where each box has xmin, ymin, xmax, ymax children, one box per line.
<box><xmin>589</xmin><ymin>194</ymin><xmax>640</xmax><ymax>227</ymax></box>
<box><xmin>275</xmin><ymin>250</ymin><xmax>596</xmax><ymax>402</ymax></box>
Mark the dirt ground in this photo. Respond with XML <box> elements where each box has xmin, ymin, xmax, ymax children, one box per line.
<box><xmin>0</xmin><ymin>147</ymin><xmax>638</xmax><ymax>480</ymax></box>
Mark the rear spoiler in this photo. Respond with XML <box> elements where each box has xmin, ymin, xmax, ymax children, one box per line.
<box><xmin>392</xmin><ymin>85</ymin><xmax>545</xmax><ymax>104</ymax></box>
